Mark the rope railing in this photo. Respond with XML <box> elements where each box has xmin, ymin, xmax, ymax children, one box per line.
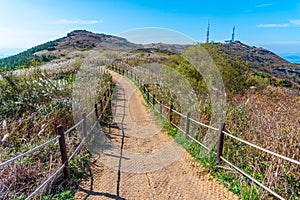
<box><xmin>187</xmin><ymin>134</ymin><xmax>210</xmax><ymax>152</ymax></box>
<box><xmin>189</xmin><ymin>117</ymin><xmax>219</xmax><ymax>131</ymax></box>
<box><xmin>223</xmin><ymin>130</ymin><xmax>300</xmax><ymax>166</ymax></box>
<box><xmin>170</xmin><ymin>108</ymin><xmax>187</xmax><ymax>118</ymax></box>
<box><xmin>154</xmin><ymin>96</ymin><xmax>160</xmax><ymax>104</ymax></box>
<box><xmin>26</xmin><ymin>90</ymin><xmax>112</xmax><ymax>199</ymax></box>
<box><xmin>161</xmin><ymin>103</ymin><xmax>170</xmax><ymax>110</ymax></box>
<box><xmin>63</xmin><ymin>118</ymin><xmax>84</xmax><ymax>136</ymax></box>
<box><xmin>109</xmin><ymin>66</ymin><xmax>300</xmax><ymax>199</ymax></box>
<box><xmin>0</xmin><ymin>135</ymin><xmax>60</xmax><ymax>168</ymax></box>
<box><xmin>68</xmin><ymin>137</ymin><xmax>87</xmax><ymax>162</ymax></box>
<box><xmin>0</xmin><ymin>74</ymin><xmax>113</xmax><ymax>199</ymax></box>
<box><xmin>220</xmin><ymin>156</ymin><xmax>284</xmax><ymax>200</ymax></box>
<box><xmin>112</xmin><ymin>66</ymin><xmax>300</xmax><ymax>165</ymax></box>
<box><xmin>170</xmin><ymin>121</ymin><xmax>185</xmax><ymax>133</ymax></box>
<box><xmin>86</xmin><ymin>107</ymin><xmax>96</xmax><ymax>118</ymax></box>
<box><xmin>25</xmin><ymin>164</ymin><xmax>65</xmax><ymax>200</ymax></box>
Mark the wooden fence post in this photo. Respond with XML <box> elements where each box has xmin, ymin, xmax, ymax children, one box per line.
<box><xmin>147</xmin><ymin>89</ymin><xmax>149</xmax><ymax>102</ymax></box>
<box><xmin>159</xmin><ymin>101</ymin><xmax>162</xmax><ymax>115</ymax></box>
<box><xmin>82</xmin><ymin>112</ymin><xmax>87</xmax><ymax>138</ymax></box>
<box><xmin>152</xmin><ymin>95</ymin><xmax>155</xmax><ymax>106</ymax></box>
<box><xmin>104</xmin><ymin>91</ymin><xmax>107</xmax><ymax>102</ymax></box>
<box><xmin>169</xmin><ymin>103</ymin><xmax>173</xmax><ymax>122</ymax></box>
<box><xmin>110</xmin><ymin>82</ymin><xmax>113</xmax><ymax>93</ymax></box>
<box><xmin>106</xmin><ymin>88</ymin><xmax>109</xmax><ymax>98</ymax></box>
<box><xmin>99</xmin><ymin>99</ymin><xmax>103</xmax><ymax>111</ymax></box>
<box><xmin>216</xmin><ymin>122</ymin><xmax>225</xmax><ymax>163</ymax></box>
<box><xmin>107</xmin><ymin>88</ymin><xmax>111</xmax><ymax>110</ymax></box>
<box><xmin>185</xmin><ymin>112</ymin><xmax>191</xmax><ymax>139</ymax></box>
<box><xmin>57</xmin><ymin>125</ymin><xmax>70</xmax><ymax>179</ymax></box>
<box><xmin>94</xmin><ymin>104</ymin><xmax>99</xmax><ymax>120</ymax></box>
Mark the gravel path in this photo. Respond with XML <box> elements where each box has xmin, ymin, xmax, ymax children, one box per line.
<box><xmin>75</xmin><ymin>71</ymin><xmax>239</xmax><ymax>200</ymax></box>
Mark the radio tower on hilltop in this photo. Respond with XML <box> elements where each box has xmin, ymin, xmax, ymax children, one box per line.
<box><xmin>231</xmin><ymin>26</ymin><xmax>235</xmax><ymax>43</ymax></box>
<box><xmin>206</xmin><ymin>20</ymin><xmax>210</xmax><ymax>43</ymax></box>
<box><xmin>225</xmin><ymin>26</ymin><xmax>236</xmax><ymax>44</ymax></box>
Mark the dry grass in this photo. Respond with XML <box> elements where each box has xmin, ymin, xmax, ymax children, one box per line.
<box><xmin>0</xmin><ymin>51</ymin><xmax>113</xmax><ymax>198</ymax></box>
<box><xmin>224</xmin><ymin>86</ymin><xmax>300</xmax><ymax>198</ymax></box>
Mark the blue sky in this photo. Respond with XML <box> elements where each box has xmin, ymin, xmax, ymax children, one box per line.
<box><xmin>1</xmin><ymin>0</ymin><xmax>300</xmax><ymax>54</ymax></box>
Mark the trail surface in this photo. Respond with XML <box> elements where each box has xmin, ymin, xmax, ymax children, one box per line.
<box><xmin>75</xmin><ymin>71</ymin><xmax>239</xmax><ymax>200</ymax></box>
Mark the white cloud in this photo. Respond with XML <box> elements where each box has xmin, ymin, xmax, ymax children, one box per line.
<box><xmin>55</xmin><ymin>19</ymin><xmax>101</xmax><ymax>25</ymax></box>
<box><xmin>256</xmin><ymin>3</ymin><xmax>272</xmax><ymax>8</ymax></box>
<box><xmin>257</xmin><ymin>23</ymin><xmax>289</xmax><ymax>28</ymax></box>
<box><xmin>290</xmin><ymin>20</ymin><xmax>300</xmax><ymax>25</ymax></box>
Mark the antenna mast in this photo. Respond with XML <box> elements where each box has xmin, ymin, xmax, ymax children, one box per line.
<box><xmin>206</xmin><ymin>20</ymin><xmax>210</xmax><ymax>43</ymax></box>
<box><xmin>231</xmin><ymin>26</ymin><xmax>235</xmax><ymax>43</ymax></box>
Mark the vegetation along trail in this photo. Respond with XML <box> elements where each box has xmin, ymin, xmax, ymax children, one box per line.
<box><xmin>75</xmin><ymin>70</ymin><xmax>239</xmax><ymax>200</ymax></box>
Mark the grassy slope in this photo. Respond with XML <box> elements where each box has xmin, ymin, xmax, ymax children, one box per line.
<box><xmin>111</xmin><ymin>46</ymin><xmax>300</xmax><ymax>199</ymax></box>
<box><xmin>1</xmin><ymin>30</ymin><xmax>299</xmax><ymax>198</ymax></box>
<box><xmin>0</xmin><ymin>50</ymin><xmax>113</xmax><ymax>199</ymax></box>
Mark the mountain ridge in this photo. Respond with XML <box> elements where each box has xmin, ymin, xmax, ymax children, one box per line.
<box><xmin>0</xmin><ymin>30</ymin><xmax>299</xmax><ymax>86</ymax></box>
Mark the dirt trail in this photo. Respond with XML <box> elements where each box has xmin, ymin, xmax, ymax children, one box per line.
<box><xmin>75</xmin><ymin>71</ymin><xmax>239</xmax><ymax>200</ymax></box>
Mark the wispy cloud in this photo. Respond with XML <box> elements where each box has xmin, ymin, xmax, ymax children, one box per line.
<box><xmin>55</xmin><ymin>19</ymin><xmax>101</xmax><ymax>25</ymax></box>
<box><xmin>256</xmin><ymin>3</ymin><xmax>272</xmax><ymax>8</ymax></box>
<box><xmin>257</xmin><ymin>23</ymin><xmax>289</xmax><ymax>28</ymax></box>
<box><xmin>290</xmin><ymin>20</ymin><xmax>300</xmax><ymax>25</ymax></box>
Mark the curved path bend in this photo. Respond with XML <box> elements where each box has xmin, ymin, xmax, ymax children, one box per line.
<box><xmin>75</xmin><ymin>71</ymin><xmax>239</xmax><ymax>200</ymax></box>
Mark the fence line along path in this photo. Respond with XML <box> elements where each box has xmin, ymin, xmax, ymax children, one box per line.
<box><xmin>75</xmin><ymin>70</ymin><xmax>239</xmax><ymax>200</ymax></box>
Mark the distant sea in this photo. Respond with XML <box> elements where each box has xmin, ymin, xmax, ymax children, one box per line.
<box><xmin>280</xmin><ymin>53</ymin><xmax>300</xmax><ymax>64</ymax></box>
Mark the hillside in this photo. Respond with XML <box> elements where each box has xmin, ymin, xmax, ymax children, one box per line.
<box><xmin>114</xmin><ymin>40</ymin><xmax>300</xmax><ymax>86</ymax></box>
<box><xmin>220</xmin><ymin>41</ymin><xmax>300</xmax><ymax>85</ymax></box>
<box><xmin>0</xmin><ymin>30</ymin><xmax>299</xmax><ymax>199</ymax></box>
<box><xmin>1</xmin><ymin>30</ymin><xmax>299</xmax><ymax>86</ymax></box>
<box><xmin>56</xmin><ymin>30</ymin><xmax>141</xmax><ymax>50</ymax></box>
<box><xmin>0</xmin><ymin>30</ymin><xmax>139</xmax><ymax>70</ymax></box>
